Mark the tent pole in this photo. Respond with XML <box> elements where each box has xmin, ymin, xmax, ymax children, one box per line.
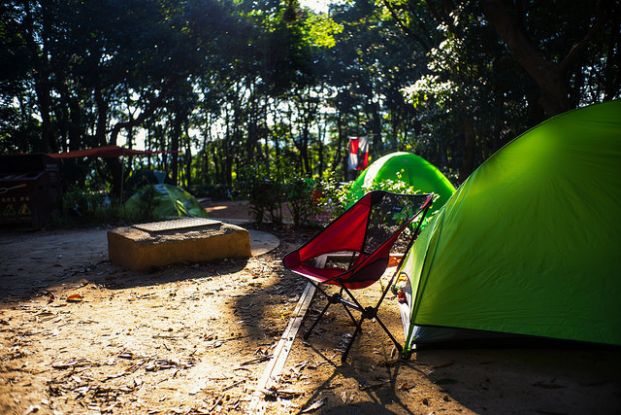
<box><xmin>120</xmin><ymin>159</ymin><xmax>124</xmax><ymax>201</ymax></box>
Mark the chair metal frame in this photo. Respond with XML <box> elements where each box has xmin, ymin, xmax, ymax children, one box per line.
<box><xmin>283</xmin><ymin>191</ymin><xmax>433</xmax><ymax>362</ymax></box>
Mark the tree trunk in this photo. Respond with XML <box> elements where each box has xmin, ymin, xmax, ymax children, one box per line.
<box><xmin>203</xmin><ymin>115</ymin><xmax>210</xmax><ymax>181</ymax></box>
<box><xmin>332</xmin><ymin>111</ymin><xmax>345</xmax><ymax>178</ymax></box>
<box><xmin>483</xmin><ymin>0</ymin><xmax>604</xmax><ymax>116</ymax></box>
<box><xmin>224</xmin><ymin>107</ymin><xmax>233</xmax><ymax>189</ymax></box>
<box><xmin>23</xmin><ymin>0</ymin><xmax>54</xmax><ymax>152</ymax></box>
<box><xmin>367</xmin><ymin>100</ymin><xmax>383</xmax><ymax>155</ymax></box>
<box><xmin>184</xmin><ymin>122</ymin><xmax>192</xmax><ymax>189</ymax></box>
<box><xmin>301</xmin><ymin>122</ymin><xmax>311</xmax><ymax>174</ymax></box>
<box><xmin>94</xmin><ymin>86</ymin><xmax>109</xmax><ymax>146</ymax></box>
<box><xmin>459</xmin><ymin>118</ymin><xmax>476</xmax><ymax>183</ymax></box>
<box><xmin>170</xmin><ymin>114</ymin><xmax>182</xmax><ymax>185</ymax></box>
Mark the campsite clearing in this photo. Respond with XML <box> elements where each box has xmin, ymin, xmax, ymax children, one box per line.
<box><xmin>1</xmin><ymin>224</ymin><xmax>620</xmax><ymax>414</ymax></box>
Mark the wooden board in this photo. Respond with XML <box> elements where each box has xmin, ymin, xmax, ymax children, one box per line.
<box><xmin>247</xmin><ymin>282</ymin><xmax>317</xmax><ymax>415</ymax></box>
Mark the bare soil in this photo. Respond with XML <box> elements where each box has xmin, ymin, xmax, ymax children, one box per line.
<box><xmin>1</xmin><ymin>216</ymin><xmax>620</xmax><ymax>415</ymax></box>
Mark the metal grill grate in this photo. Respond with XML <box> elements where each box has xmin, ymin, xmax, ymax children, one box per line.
<box><xmin>133</xmin><ymin>218</ymin><xmax>221</xmax><ymax>234</ymax></box>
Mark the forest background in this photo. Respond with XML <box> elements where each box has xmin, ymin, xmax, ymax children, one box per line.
<box><xmin>1</xmin><ymin>0</ymin><xmax>619</xmax><ymax>202</ymax></box>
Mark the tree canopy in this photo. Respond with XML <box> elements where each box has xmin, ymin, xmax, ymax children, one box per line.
<box><xmin>1</xmin><ymin>0</ymin><xmax>619</xmax><ymax>193</ymax></box>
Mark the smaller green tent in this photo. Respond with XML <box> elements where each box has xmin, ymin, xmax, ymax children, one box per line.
<box><xmin>348</xmin><ymin>152</ymin><xmax>455</xmax><ymax>213</ymax></box>
<box><xmin>124</xmin><ymin>184</ymin><xmax>208</xmax><ymax>221</ymax></box>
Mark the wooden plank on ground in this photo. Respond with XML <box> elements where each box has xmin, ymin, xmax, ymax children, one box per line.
<box><xmin>246</xmin><ymin>281</ymin><xmax>317</xmax><ymax>415</ymax></box>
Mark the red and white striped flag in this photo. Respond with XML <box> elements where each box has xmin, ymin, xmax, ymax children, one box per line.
<box><xmin>348</xmin><ymin>136</ymin><xmax>369</xmax><ymax>171</ymax></box>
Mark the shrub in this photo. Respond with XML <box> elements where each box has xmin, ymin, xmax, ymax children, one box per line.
<box><xmin>284</xmin><ymin>176</ymin><xmax>317</xmax><ymax>228</ymax></box>
<box><xmin>333</xmin><ymin>169</ymin><xmax>440</xmax><ymax>229</ymax></box>
<box><xmin>237</xmin><ymin>166</ymin><xmax>284</xmax><ymax>228</ymax></box>
<box><xmin>58</xmin><ymin>187</ymin><xmax>121</xmax><ymax>225</ymax></box>
<box><xmin>119</xmin><ymin>185</ymin><xmax>158</xmax><ymax>223</ymax></box>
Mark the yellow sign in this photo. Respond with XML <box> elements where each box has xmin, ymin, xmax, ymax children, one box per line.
<box><xmin>19</xmin><ymin>203</ymin><xmax>31</xmax><ymax>216</ymax></box>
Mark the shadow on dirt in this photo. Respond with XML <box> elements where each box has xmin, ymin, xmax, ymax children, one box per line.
<box><xmin>412</xmin><ymin>348</ymin><xmax>621</xmax><ymax>414</ymax></box>
<box><xmin>0</xmin><ymin>226</ymin><xmax>249</xmax><ymax>305</ymax></box>
<box><xmin>292</xmin><ymin>342</ymin><xmax>621</xmax><ymax>415</ymax></box>
<box><xmin>95</xmin><ymin>258</ymin><xmax>249</xmax><ymax>290</ymax></box>
<box><xmin>295</xmin><ymin>344</ymin><xmax>415</xmax><ymax>415</ymax></box>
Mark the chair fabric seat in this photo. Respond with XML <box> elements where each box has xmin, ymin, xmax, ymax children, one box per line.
<box><xmin>289</xmin><ymin>259</ymin><xmax>386</xmax><ymax>289</ymax></box>
<box><xmin>282</xmin><ymin>190</ymin><xmax>434</xmax><ymax>362</ymax></box>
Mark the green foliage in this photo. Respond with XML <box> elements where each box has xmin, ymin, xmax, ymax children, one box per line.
<box><xmin>59</xmin><ymin>187</ymin><xmax>120</xmax><ymax>225</ymax></box>
<box><xmin>337</xmin><ymin>169</ymin><xmax>419</xmax><ymax>209</ymax></box>
<box><xmin>1</xmin><ymin>0</ymin><xmax>619</xmax><ymax>209</ymax></box>
<box><xmin>120</xmin><ymin>185</ymin><xmax>158</xmax><ymax>223</ymax></box>
<box><xmin>240</xmin><ymin>163</ymin><xmax>323</xmax><ymax>228</ymax></box>
<box><xmin>303</xmin><ymin>14</ymin><xmax>344</xmax><ymax>48</ymax></box>
<box><xmin>237</xmin><ymin>165</ymin><xmax>284</xmax><ymax>228</ymax></box>
<box><xmin>313</xmin><ymin>167</ymin><xmax>343</xmax><ymax>214</ymax></box>
<box><xmin>284</xmin><ymin>176</ymin><xmax>317</xmax><ymax>227</ymax></box>
<box><xmin>334</xmin><ymin>169</ymin><xmax>440</xmax><ymax>229</ymax></box>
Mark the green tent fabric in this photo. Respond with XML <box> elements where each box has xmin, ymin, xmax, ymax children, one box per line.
<box><xmin>348</xmin><ymin>152</ymin><xmax>455</xmax><ymax>213</ymax></box>
<box><xmin>398</xmin><ymin>101</ymin><xmax>621</xmax><ymax>351</ymax></box>
<box><xmin>124</xmin><ymin>184</ymin><xmax>208</xmax><ymax>220</ymax></box>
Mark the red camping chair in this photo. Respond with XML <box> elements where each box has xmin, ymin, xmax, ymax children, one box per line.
<box><xmin>283</xmin><ymin>191</ymin><xmax>433</xmax><ymax>362</ymax></box>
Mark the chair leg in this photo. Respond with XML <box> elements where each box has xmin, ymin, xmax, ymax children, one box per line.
<box><xmin>374</xmin><ymin>314</ymin><xmax>403</xmax><ymax>353</ymax></box>
<box><xmin>340</xmin><ymin>302</ymin><xmax>359</xmax><ymax>327</ymax></box>
<box><xmin>304</xmin><ymin>299</ymin><xmax>332</xmax><ymax>340</ymax></box>
<box><xmin>341</xmin><ymin>315</ymin><xmax>365</xmax><ymax>363</ymax></box>
<box><xmin>306</xmin><ymin>288</ymin><xmax>403</xmax><ymax>362</ymax></box>
<box><xmin>340</xmin><ymin>308</ymin><xmax>403</xmax><ymax>363</ymax></box>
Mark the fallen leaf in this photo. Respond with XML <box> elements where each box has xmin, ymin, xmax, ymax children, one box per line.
<box><xmin>24</xmin><ymin>405</ymin><xmax>40</xmax><ymax>414</ymax></box>
<box><xmin>263</xmin><ymin>387</ymin><xmax>302</xmax><ymax>400</ymax></box>
<box><xmin>102</xmin><ymin>372</ymin><xmax>127</xmax><ymax>382</ymax></box>
<box><xmin>52</xmin><ymin>361</ymin><xmax>75</xmax><ymax>370</ymax></box>
<box><xmin>74</xmin><ymin>386</ymin><xmax>90</xmax><ymax>397</ymax></box>
<box><xmin>301</xmin><ymin>398</ymin><xmax>326</xmax><ymax>413</ymax></box>
<box><xmin>66</xmin><ymin>294</ymin><xmax>83</xmax><ymax>303</ymax></box>
<box><xmin>358</xmin><ymin>379</ymin><xmax>390</xmax><ymax>391</ymax></box>
<box><xmin>399</xmin><ymin>382</ymin><xmax>416</xmax><ymax>391</ymax></box>
<box><xmin>51</xmin><ymin>358</ymin><xmax>90</xmax><ymax>370</ymax></box>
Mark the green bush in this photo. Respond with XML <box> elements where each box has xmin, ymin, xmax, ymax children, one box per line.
<box><xmin>118</xmin><ymin>185</ymin><xmax>158</xmax><ymax>223</ymax></box>
<box><xmin>237</xmin><ymin>166</ymin><xmax>284</xmax><ymax>227</ymax></box>
<box><xmin>284</xmin><ymin>176</ymin><xmax>318</xmax><ymax>228</ymax></box>
<box><xmin>240</xmin><ymin>165</ymin><xmax>324</xmax><ymax>228</ymax></box>
<box><xmin>59</xmin><ymin>187</ymin><xmax>121</xmax><ymax>225</ymax></box>
<box><xmin>308</xmin><ymin>168</ymin><xmax>346</xmax><ymax>222</ymax></box>
<box><xmin>333</xmin><ymin>169</ymin><xmax>440</xmax><ymax>229</ymax></box>
<box><xmin>337</xmin><ymin>169</ymin><xmax>420</xmax><ymax>209</ymax></box>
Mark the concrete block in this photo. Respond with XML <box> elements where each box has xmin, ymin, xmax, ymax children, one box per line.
<box><xmin>108</xmin><ymin>218</ymin><xmax>251</xmax><ymax>271</ymax></box>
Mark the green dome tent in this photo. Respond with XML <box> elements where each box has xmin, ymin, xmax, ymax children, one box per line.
<box><xmin>348</xmin><ymin>152</ymin><xmax>455</xmax><ymax>213</ymax></box>
<box><xmin>398</xmin><ymin>101</ymin><xmax>621</xmax><ymax>353</ymax></box>
<box><xmin>124</xmin><ymin>184</ymin><xmax>208</xmax><ymax>221</ymax></box>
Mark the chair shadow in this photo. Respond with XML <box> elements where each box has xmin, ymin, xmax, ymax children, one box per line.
<box><xmin>294</xmin><ymin>343</ymin><xmax>416</xmax><ymax>415</ymax></box>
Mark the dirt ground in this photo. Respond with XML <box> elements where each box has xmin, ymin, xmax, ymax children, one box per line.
<box><xmin>1</xmin><ymin>205</ymin><xmax>620</xmax><ymax>415</ymax></box>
